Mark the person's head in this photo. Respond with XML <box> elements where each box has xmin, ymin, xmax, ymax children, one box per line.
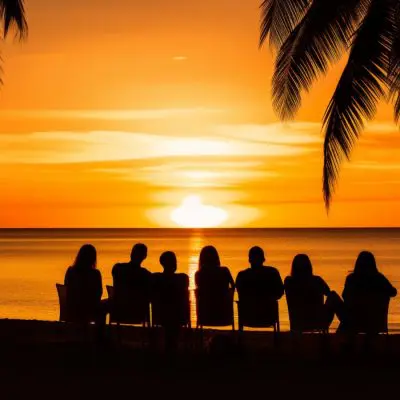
<box><xmin>249</xmin><ymin>246</ymin><xmax>265</xmax><ymax>267</ymax></box>
<box><xmin>73</xmin><ymin>244</ymin><xmax>97</xmax><ymax>270</ymax></box>
<box><xmin>199</xmin><ymin>246</ymin><xmax>221</xmax><ymax>270</ymax></box>
<box><xmin>130</xmin><ymin>243</ymin><xmax>148</xmax><ymax>264</ymax></box>
<box><xmin>160</xmin><ymin>251</ymin><xmax>177</xmax><ymax>274</ymax></box>
<box><xmin>354</xmin><ymin>251</ymin><xmax>378</xmax><ymax>276</ymax></box>
<box><xmin>291</xmin><ymin>254</ymin><xmax>313</xmax><ymax>279</ymax></box>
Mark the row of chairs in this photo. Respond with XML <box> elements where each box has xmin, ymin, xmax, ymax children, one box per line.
<box><xmin>56</xmin><ymin>284</ymin><xmax>280</xmax><ymax>333</ymax></box>
<box><xmin>56</xmin><ymin>284</ymin><xmax>389</xmax><ymax>337</ymax></box>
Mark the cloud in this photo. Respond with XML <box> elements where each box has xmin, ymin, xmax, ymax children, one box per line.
<box><xmin>214</xmin><ymin>123</ymin><xmax>323</xmax><ymax>145</ymax></box>
<box><xmin>351</xmin><ymin>161</ymin><xmax>400</xmax><ymax>170</ymax></box>
<box><xmin>0</xmin><ymin>107</ymin><xmax>222</xmax><ymax>121</ymax></box>
<box><xmin>1</xmin><ymin>128</ymin><xmax>315</xmax><ymax>164</ymax></box>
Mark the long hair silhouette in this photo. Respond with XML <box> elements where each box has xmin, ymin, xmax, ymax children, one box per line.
<box><xmin>291</xmin><ymin>254</ymin><xmax>313</xmax><ymax>279</ymax></box>
<box><xmin>353</xmin><ymin>251</ymin><xmax>378</xmax><ymax>276</ymax></box>
<box><xmin>72</xmin><ymin>244</ymin><xmax>97</xmax><ymax>270</ymax></box>
<box><xmin>199</xmin><ymin>246</ymin><xmax>221</xmax><ymax>270</ymax></box>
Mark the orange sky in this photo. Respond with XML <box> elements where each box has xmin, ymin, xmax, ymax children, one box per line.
<box><xmin>0</xmin><ymin>0</ymin><xmax>399</xmax><ymax>228</ymax></box>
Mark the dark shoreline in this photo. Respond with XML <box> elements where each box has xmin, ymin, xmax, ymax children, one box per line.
<box><xmin>1</xmin><ymin>319</ymin><xmax>400</xmax><ymax>399</ymax></box>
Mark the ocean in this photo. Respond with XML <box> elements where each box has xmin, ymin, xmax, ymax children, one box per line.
<box><xmin>0</xmin><ymin>228</ymin><xmax>399</xmax><ymax>331</ymax></box>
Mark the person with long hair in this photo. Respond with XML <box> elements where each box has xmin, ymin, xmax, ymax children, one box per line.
<box><xmin>343</xmin><ymin>251</ymin><xmax>397</xmax><ymax>301</ymax></box>
<box><xmin>64</xmin><ymin>244</ymin><xmax>104</xmax><ymax>324</ymax></box>
<box><xmin>341</xmin><ymin>251</ymin><xmax>397</xmax><ymax>333</ymax></box>
<box><xmin>195</xmin><ymin>246</ymin><xmax>234</xmax><ymax>327</ymax></box>
<box><xmin>284</xmin><ymin>254</ymin><xmax>344</xmax><ymax>331</ymax></box>
<box><xmin>195</xmin><ymin>245</ymin><xmax>234</xmax><ymax>291</ymax></box>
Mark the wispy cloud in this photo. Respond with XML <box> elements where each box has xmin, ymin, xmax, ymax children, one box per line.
<box><xmin>0</xmin><ymin>108</ymin><xmax>222</xmax><ymax>121</ymax></box>
<box><xmin>1</xmin><ymin>128</ymin><xmax>315</xmax><ymax>164</ymax></box>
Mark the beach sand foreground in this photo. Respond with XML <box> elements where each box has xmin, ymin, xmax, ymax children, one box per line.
<box><xmin>0</xmin><ymin>319</ymin><xmax>400</xmax><ymax>399</ymax></box>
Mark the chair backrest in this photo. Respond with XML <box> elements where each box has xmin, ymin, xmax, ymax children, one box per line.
<box><xmin>286</xmin><ymin>293</ymin><xmax>327</xmax><ymax>332</ymax></box>
<box><xmin>107</xmin><ymin>285</ymin><xmax>150</xmax><ymax>325</ymax></box>
<box><xmin>347</xmin><ymin>295</ymin><xmax>389</xmax><ymax>334</ymax></box>
<box><xmin>56</xmin><ymin>283</ymin><xmax>97</xmax><ymax>324</ymax></box>
<box><xmin>152</xmin><ymin>287</ymin><xmax>191</xmax><ymax>327</ymax></box>
<box><xmin>238</xmin><ymin>296</ymin><xmax>279</xmax><ymax>328</ymax></box>
<box><xmin>196</xmin><ymin>287</ymin><xmax>234</xmax><ymax>327</ymax></box>
<box><xmin>56</xmin><ymin>283</ymin><xmax>68</xmax><ymax>322</ymax></box>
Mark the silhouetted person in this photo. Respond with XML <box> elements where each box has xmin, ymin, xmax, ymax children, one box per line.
<box><xmin>341</xmin><ymin>251</ymin><xmax>397</xmax><ymax>333</ymax></box>
<box><xmin>64</xmin><ymin>244</ymin><xmax>107</xmax><ymax>336</ymax></box>
<box><xmin>152</xmin><ymin>251</ymin><xmax>190</xmax><ymax>352</ymax></box>
<box><xmin>285</xmin><ymin>254</ymin><xmax>344</xmax><ymax>331</ymax></box>
<box><xmin>195</xmin><ymin>246</ymin><xmax>234</xmax><ymax>326</ymax></box>
<box><xmin>236</xmin><ymin>246</ymin><xmax>284</xmax><ymax>301</ymax></box>
<box><xmin>195</xmin><ymin>245</ymin><xmax>234</xmax><ymax>293</ymax></box>
<box><xmin>112</xmin><ymin>243</ymin><xmax>152</xmax><ymax>297</ymax></box>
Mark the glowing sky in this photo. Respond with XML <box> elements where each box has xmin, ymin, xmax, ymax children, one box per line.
<box><xmin>0</xmin><ymin>0</ymin><xmax>399</xmax><ymax>227</ymax></box>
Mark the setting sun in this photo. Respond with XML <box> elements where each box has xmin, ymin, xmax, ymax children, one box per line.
<box><xmin>170</xmin><ymin>195</ymin><xmax>228</xmax><ymax>228</ymax></box>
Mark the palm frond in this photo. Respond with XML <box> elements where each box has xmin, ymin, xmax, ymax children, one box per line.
<box><xmin>0</xmin><ymin>0</ymin><xmax>27</xmax><ymax>39</ymax></box>
<box><xmin>322</xmin><ymin>0</ymin><xmax>396</xmax><ymax>208</ymax></box>
<box><xmin>272</xmin><ymin>0</ymin><xmax>368</xmax><ymax>121</ymax></box>
<box><xmin>260</xmin><ymin>0</ymin><xmax>310</xmax><ymax>49</ymax></box>
<box><xmin>389</xmin><ymin>2</ymin><xmax>400</xmax><ymax>121</ymax></box>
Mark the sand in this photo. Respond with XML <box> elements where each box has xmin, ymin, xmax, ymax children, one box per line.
<box><xmin>0</xmin><ymin>319</ymin><xmax>399</xmax><ymax>399</ymax></box>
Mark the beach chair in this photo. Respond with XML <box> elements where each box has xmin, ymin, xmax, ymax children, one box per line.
<box><xmin>56</xmin><ymin>283</ymin><xmax>69</xmax><ymax>323</ymax></box>
<box><xmin>236</xmin><ymin>297</ymin><xmax>280</xmax><ymax>345</ymax></box>
<box><xmin>106</xmin><ymin>285</ymin><xmax>151</xmax><ymax>345</ymax></box>
<box><xmin>346</xmin><ymin>295</ymin><xmax>390</xmax><ymax>335</ymax></box>
<box><xmin>195</xmin><ymin>288</ymin><xmax>235</xmax><ymax>348</ymax></box>
<box><xmin>56</xmin><ymin>283</ymin><xmax>96</xmax><ymax>324</ymax></box>
<box><xmin>151</xmin><ymin>289</ymin><xmax>191</xmax><ymax>329</ymax></box>
<box><xmin>55</xmin><ymin>283</ymin><xmax>97</xmax><ymax>342</ymax></box>
<box><xmin>286</xmin><ymin>292</ymin><xmax>330</xmax><ymax>334</ymax></box>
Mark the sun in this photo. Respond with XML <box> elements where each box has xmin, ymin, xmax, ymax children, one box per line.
<box><xmin>171</xmin><ymin>195</ymin><xmax>228</xmax><ymax>228</ymax></box>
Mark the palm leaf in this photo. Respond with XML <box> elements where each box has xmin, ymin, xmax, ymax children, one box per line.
<box><xmin>0</xmin><ymin>0</ymin><xmax>27</xmax><ymax>38</ymax></box>
<box><xmin>272</xmin><ymin>0</ymin><xmax>368</xmax><ymax>121</ymax></box>
<box><xmin>389</xmin><ymin>3</ymin><xmax>400</xmax><ymax>121</ymax></box>
<box><xmin>322</xmin><ymin>0</ymin><xmax>396</xmax><ymax>208</ymax></box>
<box><xmin>260</xmin><ymin>0</ymin><xmax>310</xmax><ymax>49</ymax></box>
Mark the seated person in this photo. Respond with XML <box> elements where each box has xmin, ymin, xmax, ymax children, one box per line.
<box><xmin>284</xmin><ymin>254</ymin><xmax>344</xmax><ymax>331</ymax></box>
<box><xmin>342</xmin><ymin>251</ymin><xmax>397</xmax><ymax>332</ymax></box>
<box><xmin>235</xmin><ymin>246</ymin><xmax>284</xmax><ymax>326</ymax></box>
<box><xmin>152</xmin><ymin>251</ymin><xmax>190</xmax><ymax>327</ymax></box>
<box><xmin>195</xmin><ymin>245</ymin><xmax>234</xmax><ymax>293</ymax></box>
<box><xmin>195</xmin><ymin>246</ymin><xmax>234</xmax><ymax>326</ymax></box>
<box><xmin>64</xmin><ymin>244</ymin><xmax>106</xmax><ymax>325</ymax></box>
<box><xmin>111</xmin><ymin>243</ymin><xmax>152</xmax><ymax>321</ymax></box>
<box><xmin>112</xmin><ymin>243</ymin><xmax>152</xmax><ymax>296</ymax></box>
<box><xmin>236</xmin><ymin>246</ymin><xmax>284</xmax><ymax>300</ymax></box>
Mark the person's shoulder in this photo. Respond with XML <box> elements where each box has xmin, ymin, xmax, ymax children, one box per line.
<box><xmin>313</xmin><ymin>275</ymin><xmax>326</xmax><ymax>283</ymax></box>
<box><xmin>345</xmin><ymin>273</ymin><xmax>355</xmax><ymax>283</ymax></box>
<box><xmin>141</xmin><ymin>267</ymin><xmax>152</xmax><ymax>275</ymax></box>
<box><xmin>92</xmin><ymin>268</ymin><xmax>102</xmax><ymax>277</ymax></box>
<box><xmin>265</xmin><ymin>266</ymin><xmax>281</xmax><ymax>275</ymax></box>
<box><xmin>237</xmin><ymin>268</ymin><xmax>250</xmax><ymax>276</ymax></box>
<box><xmin>221</xmin><ymin>266</ymin><xmax>231</xmax><ymax>273</ymax></box>
<box><xmin>284</xmin><ymin>275</ymin><xmax>293</xmax><ymax>285</ymax></box>
<box><xmin>176</xmin><ymin>273</ymin><xmax>189</xmax><ymax>284</ymax></box>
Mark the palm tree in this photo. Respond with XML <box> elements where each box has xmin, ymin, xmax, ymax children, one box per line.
<box><xmin>0</xmin><ymin>0</ymin><xmax>27</xmax><ymax>78</ymax></box>
<box><xmin>1</xmin><ymin>0</ymin><xmax>27</xmax><ymax>37</ymax></box>
<box><xmin>260</xmin><ymin>0</ymin><xmax>400</xmax><ymax>208</ymax></box>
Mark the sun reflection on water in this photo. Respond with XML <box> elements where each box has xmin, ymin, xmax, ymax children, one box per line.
<box><xmin>187</xmin><ymin>232</ymin><xmax>204</xmax><ymax>327</ymax></box>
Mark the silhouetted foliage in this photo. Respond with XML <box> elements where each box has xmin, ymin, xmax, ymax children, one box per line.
<box><xmin>260</xmin><ymin>0</ymin><xmax>400</xmax><ymax>208</ymax></box>
<box><xmin>0</xmin><ymin>0</ymin><xmax>27</xmax><ymax>83</ymax></box>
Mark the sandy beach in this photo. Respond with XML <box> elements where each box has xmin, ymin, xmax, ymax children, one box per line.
<box><xmin>0</xmin><ymin>319</ymin><xmax>400</xmax><ymax>399</ymax></box>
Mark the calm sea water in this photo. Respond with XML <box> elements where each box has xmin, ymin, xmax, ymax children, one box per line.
<box><xmin>0</xmin><ymin>228</ymin><xmax>399</xmax><ymax>331</ymax></box>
